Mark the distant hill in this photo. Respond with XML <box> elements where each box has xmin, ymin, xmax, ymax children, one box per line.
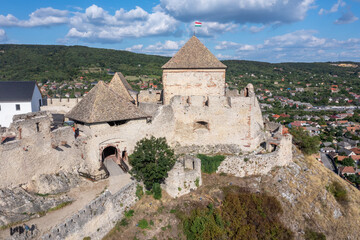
<box><xmin>0</xmin><ymin>44</ymin><xmax>359</xmax><ymax>84</ymax></box>
<box><xmin>0</xmin><ymin>44</ymin><xmax>169</xmax><ymax>82</ymax></box>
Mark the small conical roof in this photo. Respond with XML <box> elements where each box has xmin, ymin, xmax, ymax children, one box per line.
<box><xmin>108</xmin><ymin>72</ymin><xmax>134</xmax><ymax>102</ymax></box>
<box><xmin>66</xmin><ymin>81</ymin><xmax>147</xmax><ymax>124</ymax></box>
<box><xmin>162</xmin><ymin>36</ymin><xmax>227</xmax><ymax>69</ymax></box>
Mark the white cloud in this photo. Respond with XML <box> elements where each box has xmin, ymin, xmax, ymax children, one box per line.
<box><xmin>66</xmin><ymin>5</ymin><xmax>179</xmax><ymax>42</ymax></box>
<box><xmin>190</xmin><ymin>21</ymin><xmax>238</xmax><ymax>37</ymax></box>
<box><xmin>215</xmin><ymin>41</ymin><xmax>259</xmax><ymax>51</ymax></box>
<box><xmin>160</xmin><ymin>0</ymin><xmax>315</xmax><ymax>24</ymax></box>
<box><xmin>125</xmin><ymin>44</ymin><xmax>143</xmax><ymax>51</ymax></box>
<box><xmin>125</xmin><ymin>40</ymin><xmax>186</xmax><ymax>56</ymax></box>
<box><xmin>0</xmin><ymin>29</ymin><xmax>7</xmax><ymax>42</ymax></box>
<box><xmin>214</xmin><ymin>30</ymin><xmax>360</xmax><ymax>62</ymax></box>
<box><xmin>0</xmin><ymin>7</ymin><xmax>69</xmax><ymax>27</ymax></box>
<box><xmin>334</xmin><ymin>9</ymin><xmax>358</xmax><ymax>24</ymax></box>
<box><xmin>319</xmin><ymin>0</ymin><xmax>346</xmax><ymax>15</ymax></box>
<box><xmin>241</xmin><ymin>25</ymin><xmax>267</xmax><ymax>33</ymax></box>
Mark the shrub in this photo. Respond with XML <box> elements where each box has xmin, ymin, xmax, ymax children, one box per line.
<box><xmin>125</xmin><ymin>209</ymin><xmax>134</xmax><ymax>218</ymax></box>
<box><xmin>290</xmin><ymin>127</ymin><xmax>320</xmax><ymax>155</ymax></box>
<box><xmin>136</xmin><ymin>184</ymin><xmax>144</xmax><ymax>200</ymax></box>
<box><xmin>130</xmin><ymin>137</ymin><xmax>176</xmax><ymax>190</ymax></box>
<box><xmin>180</xmin><ymin>186</ymin><xmax>293</xmax><ymax>240</ymax></box>
<box><xmin>304</xmin><ymin>229</ymin><xmax>326</xmax><ymax>240</ymax></box>
<box><xmin>244</xmin><ymin>157</ymin><xmax>249</xmax><ymax>162</ymax></box>
<box><xmin>120</xmin><ymin>218</ymin><xmax>128</xmax><ymax>226</ymax></box>
<box><xmin>153</xmin><ymin>183</ymin><xmax>162</xmax><ymax>200</ymax></box>
<box><xmin>138</xmin><ymin>219</ymin><xmax>150</xmax><ymax>229</ymax></box>
<box><xmin>83</xmin><ymin>237</ymin><xmax>91</xmax><ymax>240</ymax></box>
<box><xmin>327</xmin><ymin>181</ymin><xmax>347</xmax><ymax>203</ymax></box>
<box><xmin>196</xmin><ymin>154</ymin><xmax>225</xmax><ymax>173</ymax></box>
<box><xmin>195</xmin><ymin>177</ymin><xmax>200</xmax><ymax>187</ymax></box>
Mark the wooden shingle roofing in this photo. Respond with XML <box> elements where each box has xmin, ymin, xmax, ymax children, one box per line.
<box><xmin>109</xmin><ymin>72</ymin><xmax>135</xmax><ymax>102</ymax></box>
<box><xmin>162</xmin><ymin>36</ymin><xmax>227</xmax><ymax>69</ymax></box>
<box><xmin>65</xmin><ymin>81</ymin><xmax>147</xmax><ymax>124</ymax></box>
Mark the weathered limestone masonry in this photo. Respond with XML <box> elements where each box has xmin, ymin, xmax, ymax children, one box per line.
<box><xmin>162</xmin><ymin>155</ymin><xmax>202</xmax><ymax>198</ymax></box>
<box><xmin>41</xmin><ymin>98</ymin><xmax>82</xmax><ymax>114</ymax></box>
<box><xmin>217</xmin><ymin>134</ymin><xmax>293</xmax><ymax>177</ymax></box>
<box><xmin>162</xmin><ymin>69</ymin><xmax>226</xmax><ymax>105</ymax></box>
<box><xmin>40</xmin><ymin>181</ymin><xmax>138</xmax><ymax>240</ymax></box>
<box><xmin>164</xmin><ymin>89</ymin><xmax>265</xmax><ymax>151</ymax></box>
<box><xmin>0</xmin><ymin>112</ymin><xmax>89</xmax><ymax>188</ymax></box>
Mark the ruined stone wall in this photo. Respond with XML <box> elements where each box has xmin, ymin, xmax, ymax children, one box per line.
<box><xmin>41</xmin><ymin>98</ymin><xmax>80</xmax><ymax>114</ymax></box>
<box><xmin>138</xmin><ymin>89</ymin><xmax>162</xmax><ymax>103</ymax></box>
<box><xmin>162</xmin><ymin>69</ymin><xmax>226</xmax><ymax>105</ymax></box>
<box><xmin>162</xmin><ymin>155</ymin><xmax>202</xmax><ymax>198</ymax></box>
<box><xmin>0</xmin><ymin>112</ymin><xmax>89</xmax><ymax>188</ymax></box>
<box><xmin>40</xmin><ymin>181</ymin><xmax>138</xmax><ymax>240</ymax></box>
<box><xmin>216</xmin><ymin>134</ymin><xmax>293</xmax><ymax>177</ymax></box>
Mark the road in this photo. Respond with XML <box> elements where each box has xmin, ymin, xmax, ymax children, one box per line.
<box><xmin>321</xmin><ymin>152</ymin><xmax>337</xmax><ymax>173</ymax></box>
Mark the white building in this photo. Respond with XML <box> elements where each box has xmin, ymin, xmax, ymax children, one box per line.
<box><xmin>0</xmin><ymin>81</ymin><xmax>43</xmax><ymax>127</ymax></box>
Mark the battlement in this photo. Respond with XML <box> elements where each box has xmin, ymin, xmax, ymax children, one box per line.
<box><xmin>169</xmin><ymin>84</ymin><xmax>257</xmax><ymax>109</ymax></box>
<box><xmin>170</xmin><ymin>94</ymin><xmax>256</xmax><ymax>109</ymax></box>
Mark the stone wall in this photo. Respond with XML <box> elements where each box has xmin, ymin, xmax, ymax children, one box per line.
<box><xmin>162</xmin><ymin>155</ymin><xmax>202</xmax><ymax>198</ymax></box>
<box><xmin>162</xmin><ymin>69</ymin><xmax>226</xmax><ymax>105</ymax></box>
<box><xmin>138</xmin><ymin>89</ymin><xmax>162</xmax><ymax>104</ymax></box>
<box><xmin>0</xmin><ymin>112</ymin><xmax>89</xmax><ymax>188</ymax></box>
<box><xmin>217</xmin><ymin>134</ymin><xmax>293</xmax><ymax>177</ymax></box>
<box><xmin>40</xmin><ymin>181</ymin><xmax>138</xmax><ymax>240</ymax></box>
<box><xmin>41</xmin><ymin>98</ymin><xmax>81</xmax><ymax>114</ymax></box>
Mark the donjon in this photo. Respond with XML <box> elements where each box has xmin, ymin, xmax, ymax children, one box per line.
<box><xmin>162</xmin><ymin>36</ymin><xmax>227</xmax><ymax>105</ymax></box>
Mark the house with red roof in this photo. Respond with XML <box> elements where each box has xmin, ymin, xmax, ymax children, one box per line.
<box><xmin>339</xmin><ymin>166</ymin><xmax>356</xmax><ymax>175</ymax></box>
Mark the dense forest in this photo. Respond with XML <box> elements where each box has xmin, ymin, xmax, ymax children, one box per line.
<box><xmin>0</xmin><ymin>44</ymin><xmax>359</xmax><ymax>85</ymax></box>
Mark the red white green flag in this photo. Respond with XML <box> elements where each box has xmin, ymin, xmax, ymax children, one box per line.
<box><xmin>195</xmin><ymin>21</ymin><xmax>202</xmax><ymax>27</ymax></box>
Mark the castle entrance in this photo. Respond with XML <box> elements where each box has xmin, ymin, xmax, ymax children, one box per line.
<box><xmin>102</xmin><ymin>146</ymin><xmax>118</xmax><ymax>162</ymax></box>
<box><xmin>100</xmin><ymin>145</ymin><xmax>129</xmax><ymax>174</ymax></box>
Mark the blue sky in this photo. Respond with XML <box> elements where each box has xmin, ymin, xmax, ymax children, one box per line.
<box><xmin>1</xmin><ymin>0</ymin><xmax>360</xmax><ymax>62</ymax></box>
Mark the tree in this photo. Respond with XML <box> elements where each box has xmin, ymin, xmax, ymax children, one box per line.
<box><xmin>290</xmin><ymin>127</ymin><xmax>320</xmax><ymax>155</ymax></box>
<box><xmin>129</xmin><ymin>136</ymin><xmax>176</xmax><ymax>190</ymax></box>
<box><xmin>342</xmin><ymin>158</ymin><xmax>355</xmax><ymax>167</ymax></box>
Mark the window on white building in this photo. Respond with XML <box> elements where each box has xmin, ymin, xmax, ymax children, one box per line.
<box><xmin>16</xmin><ymin>104</ymin><xmax>20</xmax><ymax>111</ymax></box>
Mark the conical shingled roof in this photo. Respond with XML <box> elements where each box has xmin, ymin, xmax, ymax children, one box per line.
<box><xmin>108</xmin><ymin>72</ymin><xmax>134</xmax><ymax>102</ymax></box>
<box><xmin>66</xmin><ymin>81</ymin><xmax>147</xmax><ymax>124</ymax></box>
<box><xmin>162</xmin><ymin>36</ymin><xmax>227</xmax><ymax>69</ymax></box>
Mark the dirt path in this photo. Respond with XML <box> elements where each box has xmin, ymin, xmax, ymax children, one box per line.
<box><xmin>0</xmin><ymin>179</ymin><xmax>109</xmax><ymax>239</ymax></box>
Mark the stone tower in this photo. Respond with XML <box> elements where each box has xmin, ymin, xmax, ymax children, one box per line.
<box><xmin>161</xmin><ymin>36</ymin><xmax>227</xmax><ymax>104</ymax></box>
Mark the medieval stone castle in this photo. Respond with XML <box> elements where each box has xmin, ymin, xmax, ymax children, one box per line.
<box><xmin>0</xmin><ymin>36</ymin><xmax>292</xmax><ymax>239</ymax></box>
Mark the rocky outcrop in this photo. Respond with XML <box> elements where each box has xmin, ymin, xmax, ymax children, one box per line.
<box><xmin>0</xmin><ymin>187</ymin><xmax>72</xmax><ymax>227</ymax></box>
<box><xmin>23</xmin><ymin>171</ymin><xmax>82</xmax><ymax>195</ymax></box>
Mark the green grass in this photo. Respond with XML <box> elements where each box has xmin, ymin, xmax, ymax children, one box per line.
<box><xmin>136</xmin><ymin>184</ymin><xmax>144</xmax><ymax>200</ymax></box>
<box><xmin>38</xmin><ymin>201</ymin><xmax>73</xmax><ymax>217</ymax></box>
<box><xmin>326</xmin><ymin>181</ymin><xmax>348</xmax><ymax>203</ymax></box>
<box><xmin>196</xmin><ymin>154</ymin><xmax>225</xmax><ymax>173</ymax></box>
<box><xmin>138</xmin><ymin>219</ymin><xmax>150</xmax><ymax>229</ymax></box>
<box><xmin>304</xmin><ymin>229</ymin><xmax>326</xmax><ymax>240</ymax></box>
<box><xmin>125</xmin><ymin>209</ymin><xmax>134</xmax><ymax>218</ymax></box>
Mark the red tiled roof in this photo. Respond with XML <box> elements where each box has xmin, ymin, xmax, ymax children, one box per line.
<box><xmin>351</xmin><ymin>148</ymin><xmax>360</xmax><ymax>155</ymax></box>
<box><xmin>350</xmin><ymin>155</ymin><xmax>360</xmax><ymax>161</ymax></box>
<box><xmin>341</xmin><ymin>166</ymin><xmax>356</xmax><ymax>174</ymax></box>
<box><xmin>337</xmin><ymin>156</ymin><xmax>347</xmax><ymax>161</ymax></box>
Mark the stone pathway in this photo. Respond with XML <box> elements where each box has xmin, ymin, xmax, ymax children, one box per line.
<box><xmin>0</xmin><ymin>179</ymin><xmax>108</xmax><ymax>240</ymax></box>
<box><xmin>0</xmin><ymin>159</ymin><xmax>132</xmax><ymax>240</ymax></box>
<box><xmin>104</xmin><ymin>157</ymin><xmax>132</xmax><ymax>194</ymax></box>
